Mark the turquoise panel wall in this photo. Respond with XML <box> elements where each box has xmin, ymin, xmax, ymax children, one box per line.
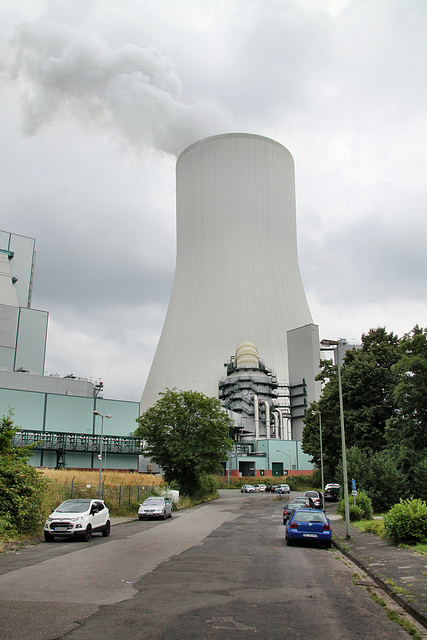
<box><xmin>0</xmin><ymin>388</ymin><xmax>45</xmax><ymax>428</ymax></box>
<box><xmin>93</xmin><ymin>397</ymin><xmax>140</xmax><ymax>437</ymax></box>
<box><xmin>45</xmin><ymin>395</ymin><xmax>95</xmax><ymax>434</ymax></box>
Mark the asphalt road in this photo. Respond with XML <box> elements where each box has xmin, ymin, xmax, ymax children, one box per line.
<box><xmin>0</xmin><ymin>491</ymin><xmax>418</xmax><ymax>640</ymax></box>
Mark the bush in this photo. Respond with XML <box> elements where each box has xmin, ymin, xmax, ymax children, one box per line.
<box><xmin>337</xmin><ymin>491</ymin><xmax>373</xmax><ymax>521</ymax></box>
<box><xmin>384</xmin><ymin>498</ymin><xmax>427</xmax><ymax>544</ymax></box>
<box><xmin>348</xmin><ymin>505</ymin><xmax>364</xmax><ymax>521</ymax></box>
<box><xmin>0</xmin><ymin>413</ymin><xmax>49</xmax><ymax>537</ymax></box>
<box><xmin>192</xmin><ymin>474</ymin><xmax>218</xmax><ymax>499</ymax></box>
<box><xmin>364</xmin><ymin>520</ymin><xmax>385</xmax><ymax>536</ymax></box>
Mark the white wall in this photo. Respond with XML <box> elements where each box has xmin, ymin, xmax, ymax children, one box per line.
<box><xmin>141</xmin><ymin>133</ymin><xmax>313</xmax><ymax>410</ymax></box>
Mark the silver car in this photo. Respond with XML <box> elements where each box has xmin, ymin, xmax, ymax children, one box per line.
<box><xmin>138</xmin><ymin>497</ymin><xmax>173</xmax><ymax>520</ymax></box>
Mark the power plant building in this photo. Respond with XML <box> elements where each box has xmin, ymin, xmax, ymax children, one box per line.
<box><xmin>2</xmin><ymin>132</ymin><xmax>323</xmax><ymax>477</ymax></box>
<box><xmin>141</xmin><ymin>134</ymin><xmax>321</xmax><ymax>462</ymax></box>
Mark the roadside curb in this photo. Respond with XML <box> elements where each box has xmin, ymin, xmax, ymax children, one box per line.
<box><xmin>332</xmin><ymin>537</ymin><xmax>427</xmax><ymax>630</ymax></box>
<box><xmin>110</xmin><ymin>517</ymin><xmax>138</xmax><ymax>526</ymax></box>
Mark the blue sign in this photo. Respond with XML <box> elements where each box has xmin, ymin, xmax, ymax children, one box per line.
<box><xmin>352</xmin><ymin>478</ymin><xmax>357</xmax><ymax>491</ymax></box>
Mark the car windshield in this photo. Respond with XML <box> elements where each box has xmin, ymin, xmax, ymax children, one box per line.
<box><xmin>56</xmin><ymin>500</ymin><xmax>91</xmax><ymax>513</ymax></box>
<box><xmin>286</xmin><ymin>503</ymin><xmax>301</xmax><ymax>510</ymax></box>
<box><xmin>294</xmin><ymin>511</ymin><xmax>327</xmax><ymax>523</ymax></box>
<box><xmin>143</xmin><ymin>499</ymin><xmax>164</xmax><ymax>505</ymax></box>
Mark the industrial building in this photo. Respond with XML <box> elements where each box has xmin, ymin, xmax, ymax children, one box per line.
<box><xmin>3</xmin><ymin>133</ymin><xmax>327</xmax><ymax>476</ymax></box>
<box><xmin>0</xmin><ymin>231</ymin><xmax>140</xmax><ymax>471</ymax></box>
<box><xmin>141</xmin><ymin>133</ymin><xmax>321</xmax><ymax>476</ymax></box>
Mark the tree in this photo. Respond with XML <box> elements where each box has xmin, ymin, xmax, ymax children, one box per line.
<box><xmin>386</xmin><ymin>326</ymin><xmax>427</xmax><ymax>486</ymax></box>
<box><xmin>134</xmin><ymin>389</ymin><xmax>233</xmax><ymax>497</ymax></box>
<box><xmin>0</xmin><ymin>411</ymin><xmax>48</xmax><ymax>536</ymax></box>
<box><xmin>335</xmin><ymin>446</ymin><xmax>406</xmax><ymax>511</ymax></box>
<box><xmin>302</xmin><ymin>328</ymin><xmax>400</xmax><ymax>479</ymax></box>
<box><xmin>343</xmin><ymin>327</ymin><xmax>400</xmax><ymax>452</ymax></box>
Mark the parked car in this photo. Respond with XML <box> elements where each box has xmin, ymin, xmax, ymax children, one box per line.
<box><xmin>292</xmin><ymin>497</ymin><xmax>312</xmax><ymax>508</ymax></box>
<box><xmin>303</xmin><ymin>490</ymin><xmax>323</xmax><ymax>509</ymax></box>
<box><xmin>44</xmin><ymin>499</ymin><xmax>110</xmax><ymax>542</ymax></box>
<box><xmin>266</xmin><ymin>485</ymin><xmax>277</xmax><ymax>493</ymax></box>
<box><xmin>255</xmin><ymin>484</ymin><xmax>267</xmax><ymax>492</ymax></box>
<box><xmin>325</xmin><ymin>483</ymin><xmax>340</xmax><ymax>491</ymax></box>
<box><xmin>285</xmin><ymin>509</ymin><xmax>332</xmax><ymax>547</ymax></box>
<box><xmin>283</xmin><ymin>501</ymin><xmax>303</xmax><ymax>525</ymax></box>
<box><xmin>138</xmin><ymin>497</ymin><xmax>173</xmax><ymax>520</ymax></box>
<box><xmin>240</xmin><ymin>484</ymin><xmax>256</xmax><ymax>493</ymax></box>
<box><xmin>324</xmin><ymin>484</ymin><xmax>340</xmax><ymax>502</ymax></box>
<box><xmin>276</xmin><ymin>484</ymin><xmax>291</xmax><ymax>494</ymax></box>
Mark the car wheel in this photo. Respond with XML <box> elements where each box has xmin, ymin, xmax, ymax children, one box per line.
<box><xmin>139</xmin><ymin>516</ymin><xmax>144</xmax><ymax>521</ymax></box>
<box><xmin>102</xmin><ymin>521</ymin><xmax>111</xmax><ymax>537</ymax></box>
<box><xmin>44</xmin><ymin>531</ymin><xmax>54</xmax><ymax>542</ymax></box>
<box><xmin>286</xmin><ymin>536</ymin><xmax>293</xmax><ymax>546</ymax></box>
<box><xmin>325</xmin><ymin>541</ymin><xmax>332</xmax><ymax>549</ymax></box>
<box><xmin>163</xmin><ymin>511</ymin><xmax>167</xmax><ymax>520</ymax></box>
<box><xmin>83</xmin><ymin>524</ymin><xmax>92</xmax><ymax>541</ymax></box>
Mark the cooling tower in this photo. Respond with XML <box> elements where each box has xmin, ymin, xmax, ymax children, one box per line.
<box><xmin>141</xmin><ymin>133</ymin><xmax>313</xmax><ymax>410</ymax></box>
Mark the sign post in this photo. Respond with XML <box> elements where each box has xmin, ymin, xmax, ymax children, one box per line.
<box><xmin>352</xmin><ymin>478</ymin><xmax>357</xmax><ymax>505</ymax></box>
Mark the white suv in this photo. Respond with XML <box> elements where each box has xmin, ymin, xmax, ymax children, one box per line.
<box><xmin>44</xmin><ymin>499</ymin><xmax>110</xmax><ymax>542</ymax></box>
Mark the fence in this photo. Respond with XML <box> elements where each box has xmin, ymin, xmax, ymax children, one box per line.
<box><xmin>49</xmin><ymin>481</ymin><xmax>159</xmax><ymax>510</ymax></box>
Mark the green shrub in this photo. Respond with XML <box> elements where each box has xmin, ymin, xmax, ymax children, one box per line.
<box><xmin>287</xmin><ymin>474</ymin><xmax>319</xmax><ymax>491</ymax></box>
<box><xmin>192</xmin><ymin>474</ymin><xmax>218</xmax><ymax>499</ymax></box>
<box><xmin>354</xmin><ymin>491</ymin><xmax>373</xmax><ymax>520</ymax></box>
<box><xmin>337</xmin><ymin>491</ymin><xmax>373</xmax><ymax>521</ymax></box>
<box><xmin>364</xmin><ymin>520</ymin><xmax>385</xmax><ymax>536</ymax></box>
<box><xmin>348</xmin><ymin>505</ymin><xmax>363</xmax><ymax>521</ymax></box>
<box><xmin>0</xmin><ymin>413</ymin><xmax>49</xmax><ymax>536</ymax></box>
<box><xmin>384</xmin><ymin>498</ymin><xmax>427</xmax><ymax>544</ymax></box>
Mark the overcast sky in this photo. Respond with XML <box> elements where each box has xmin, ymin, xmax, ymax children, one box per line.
<box><xmin>1</xmin><ymin>0</ymin><xmax>426</xmax><ymax>402</ymax></box>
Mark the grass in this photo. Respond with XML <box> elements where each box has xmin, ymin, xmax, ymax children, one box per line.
<box><xmin>367</xmin><ymin>586</ymin><xmax>423</xmax><ymax>640</ymax></box>
<box><xmin>352</xmin><ymin>517</ymin><xmax>385</xmax><ymax>537</ymax></box>
<box><xmin>352</xmin><ymin>516</ymin><xmax>427</xmax><ymax>556</ymax></box>
<box><xmin>40</xmin><ymin>468</ymin><xmax>163</xmax><ymax>487</ymax></box>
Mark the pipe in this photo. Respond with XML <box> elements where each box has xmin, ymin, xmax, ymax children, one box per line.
<box><xmin>260</xmin><ymin>400</ymin><xmax>270</xmax><ymax>438</ymax></box>
<box><xmin>253</xmin><ymin>394</ymin><xmax>260</xmax><ymax>441</ymax></box>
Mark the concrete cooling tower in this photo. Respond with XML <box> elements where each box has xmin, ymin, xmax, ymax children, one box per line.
<box><xmin>141</xmin><ymin>133</ymin><xmax>313</xmax><ymax>411</ymax></box>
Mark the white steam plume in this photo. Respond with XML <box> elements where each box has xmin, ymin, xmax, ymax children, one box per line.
<box><xmin>9</xmin><ymin>20</ymin><xmax>234</xmax><ymax>156</ymax></box>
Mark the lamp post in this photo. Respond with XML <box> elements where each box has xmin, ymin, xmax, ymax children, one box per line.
<box><xmin>93</xmin><ymin>411</ymin><xmax>112</xmax><ymax>498</ymax></box>
<box><xmin>320</xmin><ymin>339</ymin><xmax>350</xmax><ymax>538</ymax></box>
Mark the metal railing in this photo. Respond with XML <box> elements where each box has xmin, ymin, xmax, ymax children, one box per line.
<box><xmin>12</xmin><ymin>430</ymin><xmax>141</xmax><ymax>455</ymax></box>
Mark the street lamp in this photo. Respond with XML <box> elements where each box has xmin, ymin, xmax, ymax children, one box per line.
<box><xmin>320</xmin><ymin>339</ymin><xmax>350</xmax><ymax>538</ymax></box>
<box><xmin>93</xmin><ymin>411</ymin><xmax>112</xmax><ymax>498</ymax></box>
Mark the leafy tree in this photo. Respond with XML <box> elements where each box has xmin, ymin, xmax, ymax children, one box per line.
<box><xmin>302</xmin><ymin>328</ymin><xmax>400</xmax><ymax>479</ymax></box>
<box><xmin>0</xmin><ymin>412</ymin><xmax>48</xmax><ymax>536</ymax></box>
<box><xmin>343</xmin><ymin>327</ymin><xmax>400</xmax><ymax>452</ymax></box>
<box><xmin>335</xmin><ymin>446</ymin><xmax>406</xmax><ymax>511</ymax></box>
<box><xmin>301</xmin><ymin>360</ymin><xmax>342</xmax><ymax>481</ymax></box>
<box><xmin>386</xmin><ymin>326</ymin><xmax>427</xmax><ymax>479</ymax></box>
<box><xmin>135</xmin><ymin>389</ymin><xmax>233</xmax><ymax>497</ymax></box>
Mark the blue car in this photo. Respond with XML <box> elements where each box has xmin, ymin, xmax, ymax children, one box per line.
<box><xmin>285</xmin><ymin>509</ymin><xmax>332</xmax><ymax>548</ymax></box>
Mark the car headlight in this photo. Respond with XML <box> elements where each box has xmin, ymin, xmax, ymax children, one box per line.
<box><xmin>69</xmin><ymin>517</ymin><xmax>83</xmax><ymax>522</ymax></box>
<box><xmin>46</xmin><ymin>517</ymin><xmax>53</xmax><ymax>522</ymax></box>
